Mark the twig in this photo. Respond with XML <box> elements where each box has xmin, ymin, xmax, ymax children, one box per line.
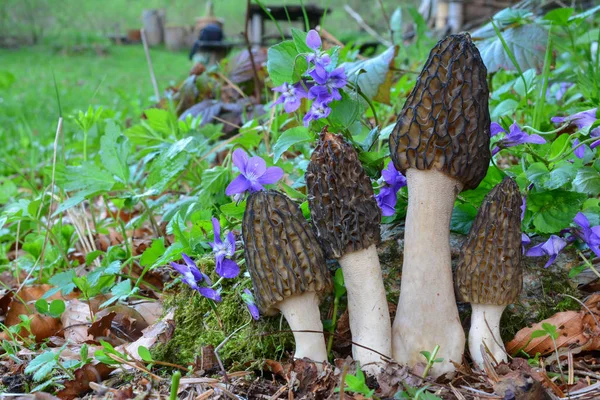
<box><xmin>36</xmin><ymin>117</ymin><xmax>63</xmax><ymax>283</ymax></box>
<box><xmin>141</xmin><ymin>29</ymin><xmax>161</xmax><ymax>101</ymax></box>
<box><xmin>244</xmin><ymin>0</ymin><xmax>262</xmax><ymax>103</ymax></box>
<box><xmin>561</xmin><ymin>293</ymin><xmax>600</xmax><ymax>330</ymax></box>
<box><xmin>338</xmin><ymin>364</ymin><xmax>348</xmax><ymax>399</ymax></box>
<box><xmin>107</xmin><ymin>353</ymin><xmax>162</xmax><ymax>381</ymax></box>
<box><xmin>375</xmin><ymin>0</ymin><xmax>392</xmax><ymax>37</ymax></box>
<box><xmin>196</xmin><ymin>389</ymin><xmax>215</xmax><ymax>400</ymax></box>
<box><xmin>343</xmin><ymin>5</ymin><xmax>393</xmax><ymax>47</ymax></box>
<box><xmin>216</xmin><ymin>72</ymin><xmax>248</xmax><ymax>99</ymax></box>
<box><xmin>269</xmin><ymin>384</ymin><xmax>288</xmax><ymax>400</ymax></box>
<box><xmin>215</xmin><ymin>322</ymin><xmax>251</xmax><ymax>382</ymax></box>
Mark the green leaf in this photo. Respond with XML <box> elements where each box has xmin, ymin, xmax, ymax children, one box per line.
<box><xmin>546</xmin><ymin>161</ymin><xmax>577</xmax><ymax>190</ymax></box>
<box><xmin>343</xmin><ymin>46</ymin><xmax>398</xmax><ymax>104</ymax></box>
<box><xmin>146</xmin><ymin>139</ymin><xmax>192</xmax><ymax>192</ymax></box>
<box><xmin>25</xmin><ymin>351</ymin><xmax>57</xmax><ymax>381</ymax></box>
<box><xmin>542</xmin><ymin>322</ymin><xmax>558</xmax><ymax>340</ymax></box>
<box><xmin>100</xmin><ymin>120</ymin><xmax>130</xmax><ymax>183</ymax></box>
<box><xmin>390</xmin><ymin>8</ymin><xmax>403</xmax><ymax>44</ymax></box>
<box><xmin>0</xmin><ymin>70</ymin><xmax>16</xmax><ymax>90</ymax></box>
<box><xmin>328</xmin><ymin>91</ymin><xmax>363</xmax><ymax>129</ymax></box>
<box><xmin>291</xmin><ymin>28</ymin><xmax>311</xmax><ymax>53</ymax></box>
<box><xmin>549</xmin><ymin>133</ymin><xmax>569</xmax><ymax>159</ymax></box>
<box><xmin>477</xmin><ymin>24</ymin><xmax>548</xmax><ymax>73</ymax></box>
<box><xmin>35</xmin><ymin>299</ymin><xmax>49</xmax><ymax>314</ymax></box>
<box><xmin>572</xmin><ymin>167</ymin><xmax>600</xmax><ymax>195</ymax></box>
<box><xmin>569</xmin><ymin>264</ymin><xmax>587</xmax><ymax>278</ymax></box>
<box><xmin>528</xmin><ymin>190</ymin><xmax>586</xmax><ymax>233</ymax></box>
<box><xmin>140</xmin><ymin>238</ymin><xmax>166</xmax><ymax>267</ymax></box>
<box><xmin>451</xmin><ymin>203</ymin><xmax>478</xmax><ymax>235</ymax></box>
<box><xmin>201</xmin><ymin>166</ymin><xmax>229</xmax><ymax>195</ymax></box>
<box><xmin>138</xmin><ymin>346</ymin><xmax>154</xmax><ymax>362</ymax></box>
<box><xmin>49</xmin><ymin>300</ymin><xmax>65</xmax><ymax>318</ymax></box>
<box><xmin>544</xmin><ymin>8</ymin><xmax>574</xmax><ymax>25</ymax></box>
<box><xmin>273</xmin><ymin>126</ymin><xmax>313</xmax><ymax>162</ymax></box>
<box><xmin>525</xmin><ymin>162</ymin><xmax>549</xmax><ymax>188</ymax></box>
<box><xmin>267</xmin><ymin>41</ymin><xmax>305</xmax><ymax>87</ymax></box>
<box><xmin>61</xmin><ymin>162</ymin><xmax>115</xmax><ymax>195</ymax></box>
<box><xmin>530</xmin><ymin>329</ymin><xmax>547</xmax><ymax>339</ymax></box>
<box><xmin>491</xmin><ymin>99</ymin><xmax>519</xmax><ymax>120</ymax></box>
<box><xmin>333</xmin><ymin>268</ymin><xmax>346</xmax><ymax>298</ymax></box>
<box><xmin>220</xmin><ymin>201</ymin><xmax>247</xmax><ymax>218</ymax></box>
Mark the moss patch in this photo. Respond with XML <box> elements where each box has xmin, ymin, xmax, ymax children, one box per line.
<box><xmin>153</xmin><ymin>279</ymin><xmax>294</xmax><ymax>370</ymax></box>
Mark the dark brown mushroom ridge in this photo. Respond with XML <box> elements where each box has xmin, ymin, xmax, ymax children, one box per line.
<box><xmin>455</xmin><ymin>177</ymin><xmax>523</xmax><ymax>305</ymax></box>
<box><xmin>242</xmin><ymin>190</ymin><xmax>332</xmax><ymax>316</ymax></box>
<box><xmin>305</xmin><ymin>130</ymin><xmax>381</xmax><ymax>259</ymax></box>
<box><xmin>389</xmin><ymin>33</ymin><xmax>491</xmax><ymax>191</ymax></box>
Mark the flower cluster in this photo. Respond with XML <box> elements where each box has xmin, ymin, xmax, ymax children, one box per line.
<box><xmin>490</xmin><ymin>122</ymin><xmax>546</xmax><ymax>155</ymax></box>
<box><xmin>225</xmin><ymin>149</ymin><xmax>283</xmax><ymax>197</ymax></box>
<box><xmin>170</xmin><ymin>254</ymin><xmax>222</xmax><ymax>301</ymax></box>
<box><xmin>208</xmin><ymin>217</ymin><xmax>240</xmax><ymax>279</ymax></box>
<box><xmin>525</xmin><ymin>212</ymin><xmax>600</xmax><ymax>268</ymax></box>
<box><xmin>271</xmin><ymin>29</ymin><xmax>347</xmax><ymax>127</ymax></box>
<box><xmin>375</xmin><ymin>161</ymin><xmax>407</xmax><ymax>216</ymax></box>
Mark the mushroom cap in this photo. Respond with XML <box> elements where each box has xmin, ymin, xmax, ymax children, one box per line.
<box><xmin>389</xmin><ymin>33</ymin><xmax>491</xmax><ymax>191</ymax></box>
<box><xmin>455</xmin><ymin>177</ymin><xmax>523</xmax><ymax>305</ymax></box>
<box><xmin>242</xmin><ymin>190</ymin><xmax>332</xmax><ymax>316</ymax></box>
<box><xmin>305</xmin><ymin>130</ymin><xmax>381</xmax><ymax>259</ymax></box>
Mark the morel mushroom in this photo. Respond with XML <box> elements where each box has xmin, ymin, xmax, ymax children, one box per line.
<box><xmin>455</xmin><ymin>177</ymin><xmax>523</xmax><ymax>369</ymax></box>
<box><xmin>389</xmin><ymin>33</ymin><xmax>491</xmax><ymax>376</ymax></box>
<box><xmin>242</xmin><ymin>190</ymin><xmax>332</xmax><ymax>366</ymax></box>
<box><xmin>306</xmin><ymin>130</ymin><xmax>391</xmax><ymax>375</ymax></box>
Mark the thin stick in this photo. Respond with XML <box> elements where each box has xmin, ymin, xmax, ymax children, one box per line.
<box><xmin>375</xmin><ymin>0</ymin><xmax>392</xmax><ymax>37</ymax></box>
<box><xmin>343</xmin><ymin>5</ymin><xmax>393</xmax><ymax>47</ymax></box>
<box><xmin>244</xmin><ymin>0</ymin><xmax>262</xmax><ymax>102</ymax></box>
<box><xmin>141</xmin><ymin>29</ymin><xmax>161</xmax><ymax>101</ymax></box>
<box><xmin>14</xmin><ymin>221</ymin><xmax>21</xmax><ymax>286</ymax></box>
<box><xmin>216</xmin><ymin>72</ymin><xmax>248</xmax><ymax>99</ymax></box>
<box><xmin>36</xmin><ymin>117</ymin><xmax>63</xmax><ymax>283</ymax></box>
<box><xmin>215</xmin><ymin>322</ymin><xmax>251</xmax><ymax>382</ymax></box>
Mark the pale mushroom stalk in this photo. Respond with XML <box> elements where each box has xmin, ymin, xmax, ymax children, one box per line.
<box><xmin>338</xmin><ymin>244</ymin><xmax>390</xmax><ymax>369</ymax></box>
<box><xmin>469</xmin><ymin>304</ymin><xmax>505</xmax><ymax>365</ymax></box>
<box><xmin>389</xmin><ymin>33</ymin><xmax>491</xmax><ymax>377</ymax></box>
<box><xmin>243</xmin><ymin>190</ymin><xmax>332</xmax><ymax>369</ymax></box>
<box><xmin>306</xmin><ymin>131</ymin><xmax>391</xmax><ymax>375</ymax></box>
<box><xmin>393</xmin><ymin>169</ymin><xmax>465</xmax><ymax>375</ymax></box>
<box><xmin>277</xmin><ymin>292</ymin><xmax>328</xmax><ymax>363</ymax></box>
<box><xmin>455</xmin><ymin>177</ymin><xmax>523</xmax><ymax>369</ymax></box>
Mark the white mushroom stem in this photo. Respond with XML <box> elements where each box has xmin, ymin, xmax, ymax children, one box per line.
<box><xmin>276</xmin><ymin>291</ymin><xmax>328</xmax><ymax>368</ymax></box>
<box><xmin>339</xmin><ymin>244</ymin><xmax>392</xmax><ymax>375</ymax></box>
<box><xmin>392</xmin><ymin>169</ymin><xmax>465</xmax><ymax>377</ymax></box>
<box><xmin>469</xmin><ymin>304</ymin><xmax>507</xmax><ymax>369</ymax></box>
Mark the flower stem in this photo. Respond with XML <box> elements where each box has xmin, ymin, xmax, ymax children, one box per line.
<box><xmin>326</xmin><ymin>295</ymin><xmax>339</xmax><ymax>358</ymax></box>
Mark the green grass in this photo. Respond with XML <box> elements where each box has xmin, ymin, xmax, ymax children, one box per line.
<box><xmin>0</xmin><ymin>45</ymin><xmax>190</xmax><ymax>137</ymax></box>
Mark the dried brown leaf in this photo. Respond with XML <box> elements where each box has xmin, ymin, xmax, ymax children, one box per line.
<box><xmin>55</xmin><ymin>363</ymin><xmax>114</xmax><ymax>400</ymax></box>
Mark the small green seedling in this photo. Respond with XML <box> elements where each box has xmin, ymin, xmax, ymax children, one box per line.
<box><xmin>35</xmin><ymin>299</ymin><xmax>66</xmax><ymax>318</ymax></box>
<box><xmin>395</xmin><ymin>384</ymin><xmax>443</xmax><ymax>400</ymax></box>
<box><xmin>531</xmin><ymin>323</ymin><xmax>564</xmax><ymax>382</ymax></box>
<box><xmin>420</xmin><ymin>345</ymin><xmax>443</xmax><ymax>379</ymax></box>
<box><xmin>334</xmin><ymin>363</ymin><xmax>375</xmax><ymax>398</ymax></box>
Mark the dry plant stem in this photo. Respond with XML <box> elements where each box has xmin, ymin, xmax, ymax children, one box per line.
<box><xmin>244</xmin><ymin>0</ymin><xmax>262</xmax><ymax>102</ymax></box>
<box><xmin>37</xmin><ymin>117</ymin><xmax>63</xmax><ymax>283</ymax></box>
<box><xmin>339</xmin><ymin>244</ymin><xmax>391</xmax><ymax>375</ymax></box>
<box><xmin>469</xmin><ymin>304</ymin><xmax>506</xmax><ymax>369</ymax></box>
<box><xmin>141</xmin><ymin>29</ymin><xmax>160</xmax><ymax>101</ymax></box>
<box><xmin>276</xmin><ymin>291</ymin><xmax>328</xmax><ymax>368</ymax></box>
<box><xmin>393</xmin><ymin>169</ymin><xmax>465</xmax><ymax>377</ymax></box>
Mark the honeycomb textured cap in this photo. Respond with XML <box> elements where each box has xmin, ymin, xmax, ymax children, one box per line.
<box><xmin>455</xmin><ymin>177</ymin><xmax>523</xmax><ymax>305</ymax></box>
<box><xmin>242</xmin><ymin>190</ymin><xmax>332</xmax><ymax>316</ymax></box>
<box><xmin>389</xmin><ymin>33</ymin><xmax>491</xmax><ymax>191</ymax></box>
<box><xmin>305</xmin><ymin>130</ymin><xmax>381</xmax><ymax>259</ymax></box>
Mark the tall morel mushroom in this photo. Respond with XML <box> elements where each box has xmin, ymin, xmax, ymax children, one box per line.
<box><xmin>455</xmin><ymin>177</ymin><xmax>523</xmax><ymax>369</ymax></box>
<box><xmin>389</xmin><ymin>33</ymin><xmax>491</xmax><ymax>376</ymax></box>
<box><xmin>242</xmin><ymin>190</ymin><xmax>332</xmax><ymax>365</ymax></box>
<box><xmin>306</xmin><ymin>130</ymin><xmax>391</xmax><ymax>374</ymax></box>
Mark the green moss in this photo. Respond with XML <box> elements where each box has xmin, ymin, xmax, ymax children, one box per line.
<box><xmin>153</xmin><ymin>278</ymin><xmax>294</xmax><ymax>370</ymax></box>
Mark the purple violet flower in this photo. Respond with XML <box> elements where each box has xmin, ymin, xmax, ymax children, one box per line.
<box><xmin>491</xmin><ymin>122</ymin><xmax>546</xmax><ymax>155</ymax></box>
<box><xmin>573</xmin><ymin>212</ymin><xmax>600</xmax><ymax>258</ymax></box>
<box><xmin>305</xmin><ymin>30</ymin><xmax>331</xmax><ymax>81</ymax></box>
<box><xmin>526</xmin><ymin>235</ymin><xmax>567</xmax><ymax>268</ymax></box>
<box><xmin>521</xmin><ymin>196</ymin><xmax>526</xmax><ymax>221</ymax></box>
<box><xmin>241</xmin><ymin>288</ymin><xmax>260</xmax><ymax>320</ymax></box>
<box><xmin>375</xmin><ymin>161</ymin><xmax>407</xmax><ymax>217</ymax></box>
<box><xmin>171</xmin><ymin>254</ymin><xmax>222</xmax><ymax>301</ymax></box>
<box><xmin>209</xmin><ymin>218</ymin><xmax>240</xmax><ymax>279</ymax></box>
<box><xmin>309</xmin><ymin>67</ymin><xmax>347</xmax><ymax>101</ymax></box>
<box><xmin>522</xmin><ymin>233</ymin><xmax>531</xmax><ymax>254</ymax></box>
<box><xmin>573</xmin><ymin>138</ymin><xmax>586</xmax><ymax>159</ymax></box>
<box><xmin>303</xmin><ymin>101</ymin><xmax>332</xmax><ymax>127</ymax></box>
<box><xmin>551</xmin><ymin>108</ymin><xmax>600</xmax><ymax>137</ymax></box>
<box><xmin>225</xmin><ymin>149</ymin><xmax>284</xmax><ymax>196</ymax></box>
<box><xmin>546</xmin><ymin>82</ymin><xmax>573</xmax><ymax>102</ymax></box>
<box><xmin>307</xmin><ymin>85</ymin><xmax>334</xmax><ymax>105</ymax></box>
<box><xmin>272</xmin><ymin>82</ymin><xmax>308</xmax><ymax>113</ymax></box>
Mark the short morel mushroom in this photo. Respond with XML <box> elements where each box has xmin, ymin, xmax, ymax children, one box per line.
<box><xmin>306</xmin><ymin>130</ymin><xmax>391</xmax><ymax>374</ymax></box>
<box><xmin>389</xmin><ymin>33</ymin><xmax>491</xmax><ymax>376</ymax></box>
<box><xmin>455</xmin><ymin>177</ymin><xmax>523</xmax><ymax>369</ymax></box>
<box><xmin>242</xmin><ymin>190</ymin><xmax>332</xmax><ymax>366</ymax></box>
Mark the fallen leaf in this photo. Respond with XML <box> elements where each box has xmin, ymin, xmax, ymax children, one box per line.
<box><xmin>88</xmin><ymin>311</ymin><xmax>116</xmax><ymax>340</ymax></box>
<box><xmin>132</xmin><ymin>301</ymin><xmax>163</xmax><ymax>325</ymax></box>
<box><xmin>61</xmin><ymin>299</ymin><xmax>92</xmax><ymax>343</ymax></box>
<box><xmin>55</xmin><ymin>363</ymin><xmax>114</xmax><ymax>400</ymax></box>
<box><xmin>123</xmin><ymin>310</ymin><xmax>174</xmax><ymax>361</ymax></box>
